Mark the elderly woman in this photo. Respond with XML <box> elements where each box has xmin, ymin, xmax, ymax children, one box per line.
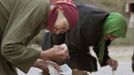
<box><xmin>42</xmin><ymin>4</ymin><xmax>128</xmax><ymax>75</ymax></box>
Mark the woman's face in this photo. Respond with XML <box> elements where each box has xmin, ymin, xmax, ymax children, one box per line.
<box><xmin>51</xmin><ymin>10</ymin><xmax>69</xmax><ymax>34</ymax></box>
<box><xmin>104</xmin><ymin>34</ymin><xmax>118</xmax><ymax>40</ymax></box>
<box><xmin>52</xmin><ymin>20</ymin><xmax>69</xmax><ymax>34</ymax></box>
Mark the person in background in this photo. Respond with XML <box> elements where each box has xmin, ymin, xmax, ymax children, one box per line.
<box><xmin>132</xmin><ymin>52</ymin><xmax>134</xmax><ymax>72</ymax></box>
<box><xmin>0</xmin><ymin>0</ymin><xmax>79</xmax><ymax>75</ymax></box>
<box><xmin>42</xmin><ymin>4</ymin><xmax>128</xmax><ymax>75</ymax></box>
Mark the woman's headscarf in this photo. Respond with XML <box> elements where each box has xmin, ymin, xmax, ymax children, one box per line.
<box><xmin>48</xmin><ymin>0</ymin><xmax>79</xmax><ymax>31</ymax></box>
<box><xmin>98</xmin><ymin>12</ymin><xmax>128</xmax><ymax>63</ymax></box>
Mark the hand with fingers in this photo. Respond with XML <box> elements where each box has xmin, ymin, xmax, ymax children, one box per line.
<box><xmin>33</xmin><ymin>59</ymin><xmax>62</xmax><ymax>72</ymax></box>
<box><xmin>40</xmin><ymin>44</ymin><xmax>69</xmax><ymax>63</ymax></box>
<box><xmin>106</xmin><ymin>58</ymin><xmax>118</xmax><ymax>71</ymax></box>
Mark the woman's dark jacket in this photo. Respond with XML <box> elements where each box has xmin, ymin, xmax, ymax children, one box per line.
<box><xmin>42</xmin><ymin>4</ymin><xmax>111</xmax><ymax>72</ymax></box>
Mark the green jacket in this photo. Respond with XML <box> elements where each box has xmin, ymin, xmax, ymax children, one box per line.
<box><xmin>0</xmin><ymin>0</ymin><xmax>50</xmax><ymax>75</ymax></box>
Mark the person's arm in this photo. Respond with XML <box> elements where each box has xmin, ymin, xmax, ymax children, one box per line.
<box><xmin>1</xmin><ymin>0</ymin><xmax>49</xmax><ymax>73</ymax></box>
<box><xmin>93</xmin><ymin>40</ymin><xmax>118</xmax><ymax>70</ymax></box>
<box><xmin>42</xmin><ymin>32</ymin><xmax>65</xmax><ymax>50</ymax></box>
<box><xmin>41</xmin><ymin>32</ymin><xmax>67</xmax><ymax>66</ymax></box>
<box><xmin>41</xmin><ymin>31</ymin><xmax>53</xmax><ymax>50</ymax></box>
<box><xmin>93</xmin><ymin>40</ymin><xmax>111</xmax><ymax>66</ymax></box>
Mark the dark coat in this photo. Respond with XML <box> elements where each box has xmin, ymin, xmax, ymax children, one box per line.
<box><xmin>42</xmin><ymin>4</ymin><xmax>111</xmax><ymax>72</ymax></box>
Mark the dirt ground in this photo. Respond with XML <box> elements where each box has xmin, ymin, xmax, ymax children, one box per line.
<box><xmin>92</xmin><ymin>46</ymin><xmax>134</xmax><ymax>75</ymax></box>
<box><xmin>18</xmin><ymin>46</ymin><xmax>134</xmax><ymax>75</ymax></box>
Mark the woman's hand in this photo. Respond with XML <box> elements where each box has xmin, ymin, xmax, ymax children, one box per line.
<box><xmin>40</xmin><ymin>44</ymin><xmax>69</xmax><ymax>62</ymax></box>
<box><xmin>107</xmin><ymin>58</ymin><xmax>118</xmax><ymax>71</ymax></box>
<box><xmin>33</xmin><ymin>59</ymin><xmax>61</xmax><ymax>72</ymax></box>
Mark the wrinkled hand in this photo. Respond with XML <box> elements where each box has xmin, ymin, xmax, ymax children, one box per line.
<box><xmin>40</xmin><ymin>44</ymin><xmax>69</xmax><ymax>62</ymax></box>
<box><xmin>107</xmin><ymin>58</ymin><xmax>118</xmax><ymax>71</ymax></box>
<box><xmin>33</xmin><ymin>59</ymin><xmax>61</xmax><ymax>72</ymax></box>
